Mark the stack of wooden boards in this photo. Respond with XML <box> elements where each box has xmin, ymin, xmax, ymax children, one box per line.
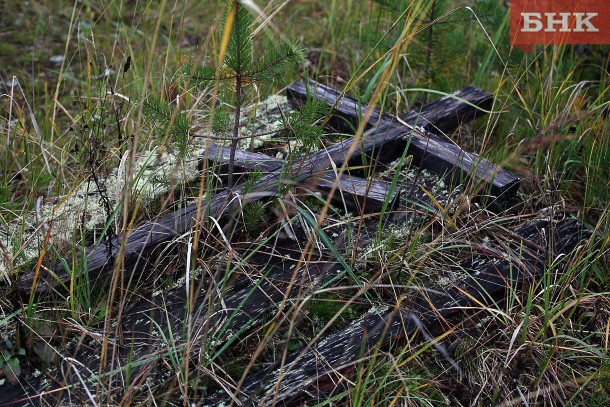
<box><xmin>7</xmin><ymin>80</ymin><xmax>591</xmax><ymax>406</ymax></box>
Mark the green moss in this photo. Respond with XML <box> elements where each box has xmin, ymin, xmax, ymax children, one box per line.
<box><xmin>309</xmin><ymin>293</ymin><xmax>353</xmax><ymax>328</ymax></box>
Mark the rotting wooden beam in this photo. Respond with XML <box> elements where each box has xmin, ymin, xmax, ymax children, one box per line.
<box><xmin>7</xmin><ymin>82</ymin><xmax>497</xmax><ymax>403</ymax></box>
<box><xmin>287</xmin><ymin>79</ymin><xmax>493</xmax><ymax>136</ymax></box>
<box><xmin>286</xmin><ymin>79</ymin><xmax>391</xmax><ymax>133</ymax></box>
<box><xmin>2</xmin><ymin>213</ymin><xmax>592</xmax><ymax>405</ymax></box>
<box><xmin>235</xmin><ymin>215</ymin><xmax>591</xmax><ymax>405</ymax></box>
<box><xmin>200</xmin><ymin>145</ymin><xmax>401</xmax><ymax>214</ymax></box>
<box><xmin>17</xmin><ymin>83</ymin><xmax>496</xmax><ymax>296</ymax></box>
<box><xmin>5</xmin><ymin>84</ymin><xmax>540</xmax><ymax>405</ymax></box>
<box><xmin>4</xmin><ymin>234</ymin><xmax>350</xmax><ymax>405</ymax></box>
<box><xmin>288</xmin><ymin>79</ymin><xmax>520</xmax><ymax>200</ymax></box>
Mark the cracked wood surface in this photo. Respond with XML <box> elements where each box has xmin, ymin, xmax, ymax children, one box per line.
<box><xmin>201</xmin><ymin>145</ymin><xmax>401</xmax><ymax>213</ymax></box>
<box><xmin>18</xmin><ymin>83</ymin><xmax>494</xmax><ymax>296</ymax></box>
<box><xmin>234</xmin><ymin>215</ymin><xmax>591</xmax><ymax>405</ymax></box>
<box><xmin>288</xmin><ymin>79</ymin><xmax>519</xmax><ymax>200</ymax></box>
<box><xmin>5</xmin><ymin>84</ymin><xmax>497</xmax><ymax>405</ymax></box>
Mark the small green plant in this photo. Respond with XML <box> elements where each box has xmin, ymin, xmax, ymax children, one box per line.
<box><xmin>1</xmin><ymin>338</ymin><xmax>25</xmax><ymax>385</ymax></box>
<box><xmin>143</xmin><ymin>93</ymin><xmax>190</xmax><ymax>155</ymax></box>
<box><xmin>143</xmin><ymin>0</ymin><xmax>329</xmax><ymax>192</ymax></box>
<box><xmin>185</xmin><ymin>0</ymin><xmax>306</xmax><ymax>189</ymax></box>
<box><xmin>279</xmin><ymin>97</ymin><xmax>329</xmax><ymax>154</ymax></box>
<box><xmin>242</xmin><ymin>201</ymin><xmax>267</xmax><ymax>240</ymax></box>
<box><xmin>184</xmin><ymin>0</ymin><xmax>314</xmax><ymax>189</ymax></box>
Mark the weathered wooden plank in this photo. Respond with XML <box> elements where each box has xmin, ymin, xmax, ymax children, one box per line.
<box><xmin>3</xmin><ymin>215</ymin><xmax>591</xmax><ymax>406</ymax></box>
<box><xmin>317</xmin><ymin>172</ymin><xmax>400</xmax><ymax>213</ymax></box>
<box><xmin>5</xmin><ymin>84</ymin><xmax>496</xmax><ymax>405</ymax></box>
<box><xmin>4</xmin><ymin>239</ymin><xmax>347</xmax><ymax>405</ymax></box>
<box><xmin>18</xmin><ymin>83</ymin><xmax>492</xmax><ymax>296</ymax></box>
<box><xmin>287</xmin><ymin>79</ymin><xmax>496</xmax><ymax>136</ymax></box>
<box><xmin>286</xmin><ymin>79</ymin><xmax>391</xmax><ymax>132</ymax></box>
<box><xmin>200</xmin><ymin>146</ymin><xmax>400</xmax><ymax>213</ymax></box>
<box><xmin>288</xmin><ymin>80</ymin><xmax>520</xmax><ymax>200</ymax></box>
<box><xmin>198</xmin><ymin>144</ymin><xmax>281</xmax><ymax>175</ymax></box>
<box><xmin>235</xmin><ymin>216</ymin><xmax>591</xmax><ymax>404</ymax></box>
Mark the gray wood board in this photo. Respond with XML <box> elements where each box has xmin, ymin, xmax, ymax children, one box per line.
<box><xmin>17</xmin><ymin>84</ymin><xmax>493</xmax><ymax>296</ymax></box>
<box><xmin>2</xmin><ymin>216</ymin><xmax>592</xmax><ymax>405</ymax></box>
<box><xmin>5</xmin><ymin>85</ymin><xmax>495</xmax><ymax>404</ymax></box>
<box><xmin>200</xmin><ymin>145</ymin><xmax>400</xmax><ymax>213</ymax></box>
<box><xmin>288</xmin><ymin>79</ymin><xmax>519</xmax><ymax>200</ymax></box>
<box><xmin>285</xmin><ymin>79</ymin><xmax>391</xmax><ymax>133</ymax></box>
<box><xmin>5</xmin><ymin>238</ymin><xmax>348</xmax><ymax>405</ymax></box>
<box><xmin>234</xmin><ymin>215</ymin><xmax>591</xmax><ymax>405</ymax></box>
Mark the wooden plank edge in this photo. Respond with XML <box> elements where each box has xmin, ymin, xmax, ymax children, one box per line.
<box><xmin>2</xmin><ymin>248</ymin><xmax>348</xmax><ymax>405</ymax></box>
<box><xmin>404</xmin><ymin>132</ymin><xmax>520</xmax><ymax>200</ymax></box>
<box><xmin>288</xmin><ymin>79</ymin><xmax>520</xmax><ymax>201</ymax></box>
<box><xmin>199</xmin><ymin>146</ymin><xmax>400</xmax><ymax>213</ymax></box>
<box><xmin>16</xmin><ymin>85</ymin><xmax>501</xmax><ymax>295</ymax></box>
<box><xmin>286</xmin><ymin>79</ymin><xmax>390</xmax><ymax>132</ymax></box>
<box><xmin>235</xmin><ymin>216</ymin><xmax>590</xmax><ymax>404</ymax></box>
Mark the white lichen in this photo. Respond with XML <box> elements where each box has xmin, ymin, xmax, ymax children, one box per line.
<box><xmin>0</xmin><ymin>96</ymin><xmax>297</xmax><ymax>282</ymax></box>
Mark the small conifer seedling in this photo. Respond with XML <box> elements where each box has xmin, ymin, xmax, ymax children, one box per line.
<box><xmin>185</xmin><ymin>0</ymin><xmax>306</xmax><ymax>189</ymax></box>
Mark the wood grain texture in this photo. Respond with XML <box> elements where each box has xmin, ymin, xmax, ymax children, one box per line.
<box><xmin>18</xmin><ymin>83</ymin><xmax>493</xmax><ymax>296</ymax></box>
<box><xmin>286</xmin><ymin>79</ymin><xmax>391</xmax><ymax>132</ymax></box>
<box><xmin>4</xmin><ymin>84</ymin><xmax>584</xmax><ymax>406</ymax></box>
<box><xmin>288</xmin><ymin>80</ymin><xmax>520</xmax><ymax>200</ymax></box>
<box><xmin>235</xmin><ymin>215</ymin><xmax>591</xmax><ymax>405</ymax></box>
<box><xmin>4</xmin><ymin>242</ymin><xmax>345</xmax><ymax>405</ymax></box>
<box><xmin>1</xmin><ymin>215</ymin><xmax>592</xmax><ymax>406</ymax></box>
<box><xmin>200</xmin><ymin>146</ymin><xmax>400</xmax><ymax>213</ymax></box>
<box><xmin>7</xmin><ymin>83</ymin><xmax>498</xmax><ymax>404</ymax></box>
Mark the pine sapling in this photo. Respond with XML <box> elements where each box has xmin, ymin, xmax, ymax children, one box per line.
<box><xmin>185</xmin><ymin>0</ymin><xmax>306</xmax><ymax>189</ymax></box>
<box><xmin>143</xmin><ymin>1</ymin><xmax>328</xmax><ymax>193</ymax></box>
